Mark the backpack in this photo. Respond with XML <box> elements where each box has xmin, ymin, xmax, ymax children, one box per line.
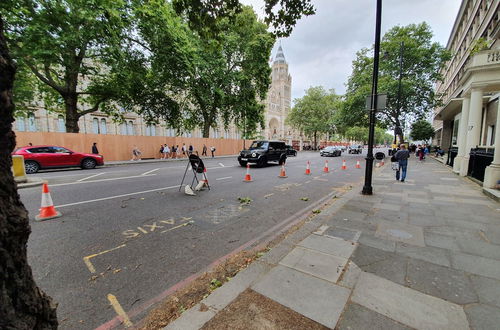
<box><xmin>160</xmin><ymin>146</ymin><xmax>164</xmax><ymax>153</ymax></box>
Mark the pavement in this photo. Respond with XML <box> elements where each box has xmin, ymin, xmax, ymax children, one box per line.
<box><xmin>165</xmin><ymin>157</ymin><xmax>500</xmax><ymax>330</ymax></box>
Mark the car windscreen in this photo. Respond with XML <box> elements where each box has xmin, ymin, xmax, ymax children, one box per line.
<box><xmin>249</xmin><ymin>141</ymin><xmax>268</xmax><ymax>150</ymax></box>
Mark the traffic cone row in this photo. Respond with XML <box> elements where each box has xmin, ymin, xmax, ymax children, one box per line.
<box><xmin>36</xmin><ymin>183</ymin><xmax>62</xmax><ymax>221</ymax></box>
<box><xmin>278</xmin><ymin>165</ymin><xmax>287</xmax><ymax>178</ymax></box>
<box><xmin>341</xmin><ymin>159</ymin><xmax>347</xmax><ymax>170</ymax></box>
<box><xmin>323</xmin><ymin>160</ymin><xmax>329</xmax><ymax>173</ymax></box>
<box><xmin>305</xmin><ymin>161</ymin><xmax>311</xmax><ymax>175</ymax></box>
<box><xmin>355</xmin><ymin>160</ymin><xmax>361</xmax><ymax>169</ymax></box>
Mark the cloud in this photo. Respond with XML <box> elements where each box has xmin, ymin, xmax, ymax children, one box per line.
<box><xmin>241</xmin><ymin>0</ymin><xmax>461</xmax><ymax>100</ymax></box>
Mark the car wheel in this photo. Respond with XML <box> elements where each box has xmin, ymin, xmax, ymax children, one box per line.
<box><xmin>81</xmin><ymin>158</ymin><xmax>97</xmax><ymax>169</ymax></box>
<box><xmin>239</xmin><ymin>161</ymin><xmax>247</xmax><ymax>167</ymax></box>
<box><xmin>257</xmin><ymin>157</ymin><xmax>267</xmax><ymax>168</ymax></box>
<box><xmin>25</xmin><ymin>160</ymin><xmax>40</xmax><ymax>174</ymax></box>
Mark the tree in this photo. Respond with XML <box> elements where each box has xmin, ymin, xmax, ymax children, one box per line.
<box><xmin>341</xmin><ymin>23</ymin><xmax>451</xmax><ymax>143</ymax></box>
<box><xmin>410</xmin><ymin>119</ymin><xmax>435</xmax><ymax>142</ymax></box>
<box><xmin>287</xmin><ymin>86</ymin><xmax>339</xmax><ymax>147</ymax></box>
<box><xmin>344</xmin><ymin>126</ymin><xmax>391</xmax><ymax>145</ymax></box>
<box><xmin>2</xmin><ymin>0</ymin><xmax>136</xmax><ymax>133</ymax></box>
<box><xmin>183</xmin><ymin>6</ymin><xmax>274</xmax><ymax>138</ymax></box>
<box><xmin>0</xmin><ymin>16</ymin><xmax>58</xmax><ymax>328</ymax></box>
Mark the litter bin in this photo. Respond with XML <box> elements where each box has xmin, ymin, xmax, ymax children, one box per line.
<box><xmin>375</xmin><ymin>152</ymin><xmax>385</xmax><ymax>160</ymax></box>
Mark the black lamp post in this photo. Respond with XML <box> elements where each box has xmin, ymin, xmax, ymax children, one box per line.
<box><xmin>362</xmin><ymin>0</ymin><xmax>382</xmax><ymax>196</ymax></box>
<box><xmin>394</xmin><ymin>41</ymin><xmax>404</xmax><ymax>145</ymax></box>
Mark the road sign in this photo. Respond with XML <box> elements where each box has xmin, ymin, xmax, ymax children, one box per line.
<box><xmin>365</xmin><ymin>94</ymin><xmax>387</xmax><ymax>110</ymax></box>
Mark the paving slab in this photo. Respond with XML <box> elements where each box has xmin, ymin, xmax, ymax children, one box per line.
<box><xmin>279</xmin><ymin>246</ymin><xmax>348</xmax><ymax>283</ymax></box>
<box><xmin>351</xmin><ymin>272</ymin><xmax>469</xmax><ymax>330</ymax></box>
<box><xmin>396</xmin><ymin>243</ymin><xmax>451</xmax><ymax>267</ymax></box>
<box><xmin>323</xmin><ymin>226</ymin><xmax>361</xmax><ymax>242</ymax></box>
<box><xmin>358</xmin><ymin>233</ymin><xmax>396</xmax><ymax>252</ymax></box>
<box><xmin>360</xmin><ymin>253</ymin><xmax>408</xmax><ymax>286</ymax></box>
<box><xmin>456</xmin><ymin>238</ymin><xmax>500</xmax><ymax>260</ymax></box>
<box><xmin>464</xmin><ymin>304</ymin><xmax>500</xmax><ymax>330</ymax></box>
<box><xmin>407</xmin><ymin>258</ymin><xmax>478</xmax><ymax>305</ymax></box>
<box><xmin>375</xmin><ymin>220</ymin><xmax>425</xmax><ymax>247</ymax></box>
<box><xmin>336</xmin><ymin>302</ymin><xmax>412</xmax><ymax>330</ymax></box>
<box><xmin>297</xmin><ymin>234</ymin><xmax>357</xmax><ymax>259</ymax></box>
<box><xmin>451</xmin><ymin>253</ymin><xmax>500</xmax><ymax>280</ymax></box>
<box><xmin>470</xmin><ymin>275</ymin><xmax>500</xmax><ymax>308</ymax></box>
<box><xmin>252</xmin><ymin>265</ymin><xmax>350</xmax><ymax>329</ymax></box>
<box><xmin>423</xmin><ymin>232</ymin><xmax>460</xmax><ymax>251</ymax></box>
<box><xmin>337</xmin><ymin>261</ymin><xmax>362</xmax><ymax>289</ymax></box>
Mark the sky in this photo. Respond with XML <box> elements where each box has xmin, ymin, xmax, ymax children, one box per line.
<box><xmin>241</xmin><ymin>0</ymin><xmax>462</xmax><ymax>101</ymax></box>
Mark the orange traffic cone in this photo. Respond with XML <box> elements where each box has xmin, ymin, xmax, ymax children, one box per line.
<box><xmin>323</xmin><ymin>160</ymin><xmax>329</xmax><ymax>173</ymax></box>
<box><xmin>305</xmin><ymin>161</ymin><xmax>311</xmax><ymax>175</ymax></box>
<box><xmin>355</xmin><ymin>160</ymin><xmax>361</xmax><ymax>169</ymax></box>
<box><xmin>243</xmin><ymin>164</ymin><xmax>253</xmax><ymax>182</ymax></box>
<box><xmin>35</xmin><ymin>183</ymin><xmax>62</xmax><ymax>221</ymax></box>
<box><xmin>341</xmin><ymin>159</ymin><xmax>347</xmax><ymax>170</ymax></box>
<box><xmin>380</xmin><ymin>159</ymin><xmax>385</xmax><ymax>166</ymax></box>
<box><xmin>278</xmin><ymin>164</ymin><xmax>287</xmax><ymax>178</ymax></box>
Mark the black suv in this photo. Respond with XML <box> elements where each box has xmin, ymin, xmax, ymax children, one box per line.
<box><xmin>238</xmin><ymin>140</ymin><xmax>287</xmax><ymax>167</ymax></box>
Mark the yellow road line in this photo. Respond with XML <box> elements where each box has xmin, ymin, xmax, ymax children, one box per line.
<box><xmin>83</xmin><ymin>244</ymin><xmax>126</xmax><ymax>273</ymax></box>
<box><xmin>107</xmin><ymin>294</ymin><xmax>133</xmax><ymax>327</ymax></box>
<box><xmin>161</xmin><ymin>221</ymin><xmax>191</xmax><ymax>233</ymax></box>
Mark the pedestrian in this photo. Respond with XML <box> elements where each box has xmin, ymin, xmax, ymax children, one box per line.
<box><xmin>131</xmin><ymin>145</ymin><xmax>142</xmax><ymax>161</ymax></box>
<box><xmin>176</xmin><ymin>145</ymin><xmax>180</xmax><ymax>158</ymax></box>
<box><xmin>159</xmin><ymin>144</ymin><xmax>164</xmax><ymax>158</ymax></box>
<box><xmin>394</xmin><ymin>144</ymin><xmax>410</xmax><ymax>182</ymax></box>
<box><xmin>188</xmin><ymin>144</ymin><xmax>193</xmax><ymax>155</ymax></box>
<box><xmin>202</xmin><ymin>144</ymin><xmax>207</xmax><ymax>156</ymax></box>
<box><xmin>28</xmin><ymin>142</ymin><xmax>33</xmax><ymax>146</ymax></box>
<box><xmin>417</xmin><ymin>145</ymin><xmax>424</xmax><ymax>161</ymax></box>
<box><xmin>163</xmin><ymin>144</ymin><xmax>170</xmax><ymax>159</ymax></box>
<box><xmin>92</xmin><ymin>142</ymin><xmax>99</xmax><ymax>154</ymax></box>
<box><xmin>210</xmin><ymin>146</ymin><xmax>216</xmax><ymax>158</ymax></box>
<box><xmin>181</xmin><ymin>143</ymin><xmax>187</xmax><ymax>157</ymax></box>
<box><xmin>171</xmin><ymin>145</ymin><xmax>176</xmax><ymax>159</ymax></box>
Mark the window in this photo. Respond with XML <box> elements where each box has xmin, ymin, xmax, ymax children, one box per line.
<box><xmin>100</xmin><ymin>118</ymin><xmax>107</xmax><ymax>134</ymax></box>
<box><xmin>51</xmin><ymin>146</ymin><xmax>71</xmax><ymax>153</ymax></box>
<box><xmin>16</xmin><ymin>117</ymin><xmax>26</xmax><ymax>131</ymax></box>
<box><xmin>92</xmin><ymin>118</ymin><xmax>99</xmax><ymax>134</ymax></box>
<box><xmin>127</xmin><ymin>121</ymin><xmax>134</xmax><ymax>135</ymax></box>
<box><xmin>120</xmin><ymin>122</ymin><xmax>127</xmax><ymax>135</ymax></box>
<box><xmin>57</xmin><ymin>115</ymin><xmax>66</xmax><ymax>132</ymax></box>
<box><xmin>487</xmin><ymin>125</ymin><xmax>495</xmax><ymax>146</ymax></box>
<box><xmin>28</xmin><ymin>147</ymin><xmax>52</xmax><ymax>153</ymax></box>
<box><xmin>452</xmin><ymin>119</ymin><xmax>459</xmax><ymax>146</ymax></box>
<box><xmin>28</xmin><ymin>113</ymin><xmax>37</xmax><ymax>132</ymax></box>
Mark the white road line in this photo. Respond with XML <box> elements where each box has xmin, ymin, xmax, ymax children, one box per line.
<box><xmin>141</xmin><ymin>168</ymin><xmax>160</xmax><ymax>176</ymax></box>
<box><xmin>56</xmin><ymin>185</ymin><xmax>178</xmax><ymax>208</ymax></box>
<box><xmin>77</xmin><ymin>172</ymin><xmax>106</xmax><ymax>182</ymax></box>
<box><xmin>51</xmin><ymin>174</ymin><xmax>157</xmax><ymax>187</ymax></box>
<box><xmin>216</xmin><ymin>176</ymin><xmax>232</xmax><ymax>180</ymax></box>
<box><xmin>207</xmin><ymin>165</ymin><xmax>236</xmax><ymax>170</ymax></box>
<box><xmin>219</xmin><ymin>163</ymin><xmax>225</xmax><ymax>167</ymax></box>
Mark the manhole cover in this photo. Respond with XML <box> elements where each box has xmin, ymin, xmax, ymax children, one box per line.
<box><xmin>386</xmin><ymin>229</ymin><xmax>413</xmax><ymax>239</ymax></box>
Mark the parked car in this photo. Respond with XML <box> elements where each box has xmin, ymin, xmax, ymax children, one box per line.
<box><xmin>348</xmin><ymin>144</ymin><xmax>363</xmax><ymax>154</ymax></box>
<box><xmin>285</xmin><ymin>145</ymin><xmax>297</xmax><ymax>156</ymax></box>
<box><xmin>238</xmin><ymin>140</ymin><xmax>287</xmax><ymax>167</ymax></box>
<box><xmin>13</xmin><ymin>145</ymin><xmax>104</xmax><ymax>174</ymax></box>
<box><xmin>338</xmin><ymin>145</ymin><xmax>347</xmax><ymax>152</ymax></box>
<box><xmin>320</xmin><ymin>146</ymin><xmax>341</xmax><ymax>157</ymax></box>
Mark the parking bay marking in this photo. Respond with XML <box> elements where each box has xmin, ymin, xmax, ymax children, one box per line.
<box><xmin>56</xmin><ymin>185</ymin><xmax>178</xmax><ymax>208</ymax></box>
<box><xmin>83</xmin><ymin>244</ymin><xmax>126</xmax><ymax>273</ymax></box>
<box><xmin>216</xmin><ymin>176</ymin><xmax>232</xmax><ymax>181</ymax></box>
<box><xmin>141</xmin><ymin>168</ymin><xmax>160</xmax><ymax>176</ymax></box>
<box><xmin>77</xmin><ymin>172</ymin><xmax>106</xmax><ymax>182</ymax></box>
<box><xmin>107</xmin><ymin>294</ymin><xmax>133</xmax><ymax>328</ymax></box>
<box><xmin>51</xmin><ymin>173</ymin><xmax>157</xmax><ymax>187</ymax></box>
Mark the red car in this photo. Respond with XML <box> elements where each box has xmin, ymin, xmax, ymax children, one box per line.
<box><xmin>13</xmin><ymin>145</ymin><xmax>104</xmax><ymax>174</ymax></box>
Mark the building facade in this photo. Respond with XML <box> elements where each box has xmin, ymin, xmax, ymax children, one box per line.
<box><xmin>432</xmin><ymin>0</ymin><xmax>499</xmax><ymax>188</ymax></box>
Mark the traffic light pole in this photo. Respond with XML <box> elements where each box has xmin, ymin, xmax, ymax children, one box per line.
<box><xmin>362</xmin><ymin>0</ymin><xmax>382</xmax><ymax>196</ymax></box>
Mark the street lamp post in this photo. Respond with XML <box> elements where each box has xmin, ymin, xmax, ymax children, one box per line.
<box><xmin>362</xmin><ymin>0</ymin><xmax>382</xmax><ymax>196</ymax></box>
<box><xmin>394</xmin><ymin>41</ymin><xmax>404</xmax><ymax>145</ymax></box>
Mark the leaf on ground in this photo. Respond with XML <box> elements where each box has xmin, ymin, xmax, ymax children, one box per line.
<box><xmin>300</xmin><ymin>197</ymin><xmax>309</xmax><ymax>201</ymax></box>
<box><xmin>238</xmin><ymin>197</ymin><xmax>252</xmax><ymax>205</ymax></box>
<box><xmin>312</xmin><ymin>209</ymin><xmax>321</xmax><ymax>214</ymax></box>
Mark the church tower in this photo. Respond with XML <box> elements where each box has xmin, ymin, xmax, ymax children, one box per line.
<box><xmin>264</xmin><ymin>45</ymin><xmax>292</xmax><ymax>141</ymax></box>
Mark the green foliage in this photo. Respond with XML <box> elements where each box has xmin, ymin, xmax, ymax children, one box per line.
<box><xmin>344</xmin><ymin>126</ymin><xmax>391</xmax><ymax>144</ymax></box>
<box><xmin>340</xmin><ymin>23</ymin><xmax>451</xmax><ymax>139</ymax></box>
<box><xmin>287</xmin><ymin>86</ymin><xmax>340</xmax><ymax>146</ymax></box>
<box><xmin>410</xmin><ymin>119</ymin><xmax>435</xmax><ymax>142</ymax></box>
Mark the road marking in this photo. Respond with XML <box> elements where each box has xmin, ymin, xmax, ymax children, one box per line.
<box><xmin>207</xmin><ymin>165</ymin><xmax>236</xmax><ymax>170</ymax></box>
<box><xmin>141</xmin><ymin>168</ymin><xmax>160</xmax><ymax>176</ymax></box>
<box><xmin>76</xmin><ymin>172</ymin><xmax>106</xmax><ymax>182</ymax></box>
<box><xmin>264</xmin><ymin>193</ymin><xmax>274</xmax><ymax>198</ymax></box>
<box><xmin>107</xmin><ymin>294</ymin><xmax>133</xmax><ymax>327</ymax></box>
<box><xmin>216</xmin><ymin>176</ymin><xmax>232</xmax><ymax>180</ymax></box>
<box><xmin>219</xmin><ymin>163</ymin><xmax>225</xmax><ymax>167</ymax></box>
<box><xmin>56</xmin><ymin>185</ymin><xmax>178</xmax><ymax>208</ymax></box>
<box><xmin>51</xmin><ymin>174</ymin><xmax>157</xmax><ymax>187</ymax></box>
<box><xmin>83</xmin><ymin>244</ymin><xmax>126</xmax><ymax>273</ymax></box>
<box><xmin>161</xmin><ymin>221</ymin><xmax>192</xmax><ymax>233</ymax></box>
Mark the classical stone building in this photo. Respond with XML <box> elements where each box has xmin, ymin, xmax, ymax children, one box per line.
<box><xmin>432</xmin><ymin>0</ymin><xmax>499</xmax><ymax>188</ymax></box>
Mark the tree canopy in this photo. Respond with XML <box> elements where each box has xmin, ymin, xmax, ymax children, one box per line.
<box><xmin>339</xmin><ymin>23</ymin><xmax>451</xmax><ymax>143</ymax></box>
<box><xmin>410</xmin><ymin>119</ymin><xmax>435</xmax><ymax>142</ymax></box>
<box><xmin>286</xmin><ymin>86</ymin><xmax>340</xmax><ymax>147</ymax></box>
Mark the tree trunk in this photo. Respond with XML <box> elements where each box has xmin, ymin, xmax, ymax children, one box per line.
<box><xmin>202</xmin><ymin>121</ymin><xmax>211</xmax><ymax>138</ymax></box>
<box><xmin>64</xmin><ymin>93</ymin><xmax>80</xmax><ymax>133</ymax></box>
<box><xmin>0</xmin><ymin>18</ymin><xmax>58</xmax><ymax>329</ymax></box>
<box><xmin>313</xmin><ymin>131</ymin><xmax>317</xmax><ymax>149</ymax></box>
<box><xmin>394</xmin><ymin>118</ymin><xmax>404</xmax><ymax>145</ymax></box>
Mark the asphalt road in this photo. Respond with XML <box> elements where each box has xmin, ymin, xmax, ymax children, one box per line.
<box><xmin>19</xmin><ymin>150</ymin><xmax>374</xmax><ymax>329</ymax></box>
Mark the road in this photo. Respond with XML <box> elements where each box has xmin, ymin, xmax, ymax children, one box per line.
<box><xmin>19</xmin><ymin>150</ymin><xmax>372</xmax><ymax>329</ymax></box>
